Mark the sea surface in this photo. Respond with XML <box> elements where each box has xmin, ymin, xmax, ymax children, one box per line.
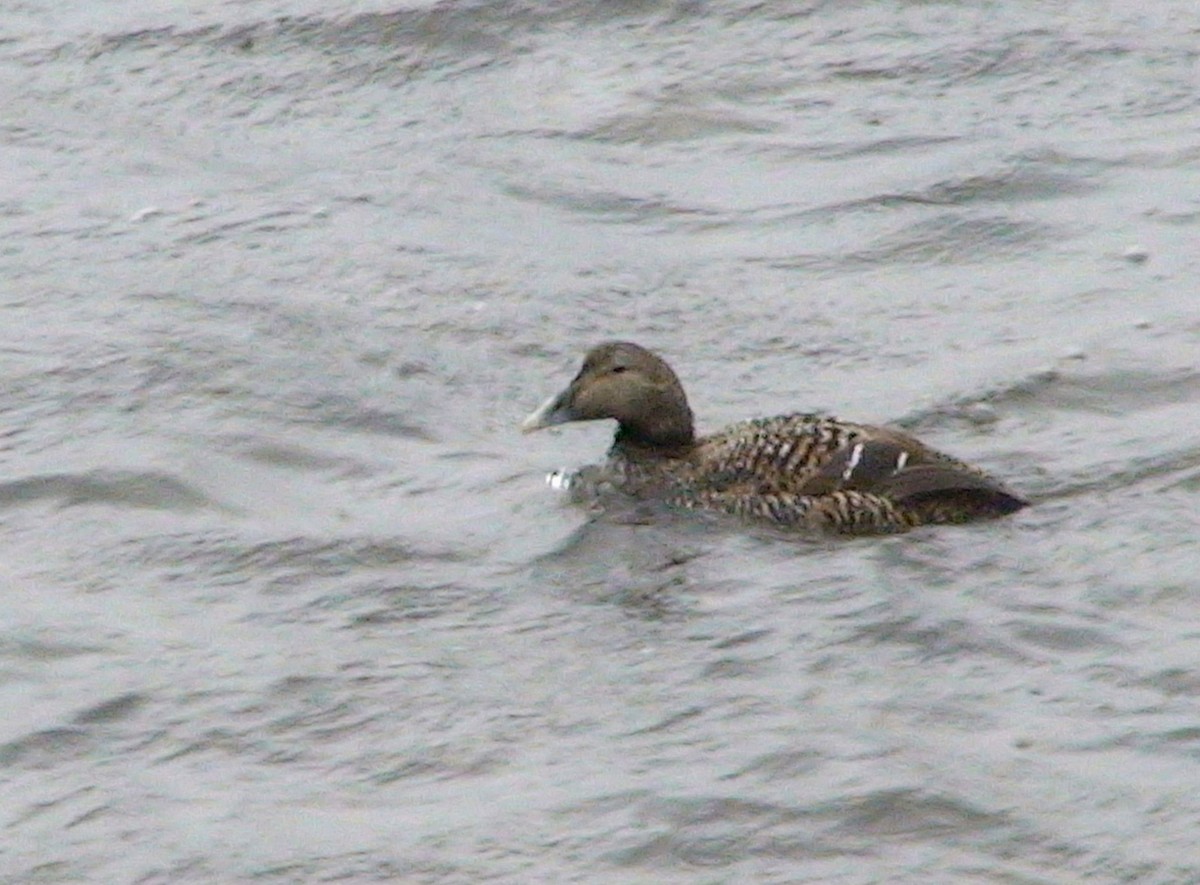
<box><xmin>2</xmin><ymin>1</ymin><xmax>1200</xmax><ymax>882</ymax></box>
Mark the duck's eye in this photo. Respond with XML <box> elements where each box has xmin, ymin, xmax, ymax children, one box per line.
<box><xmin>611</xmin><ymin>365</ymin><xmax>628</xmax><ymax>374</ymax></box>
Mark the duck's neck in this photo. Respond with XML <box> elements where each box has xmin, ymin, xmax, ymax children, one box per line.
<box><xmin>613</xmin><ymin>409</ymin><xmax>695</xmax><ymax>455</ymax></box>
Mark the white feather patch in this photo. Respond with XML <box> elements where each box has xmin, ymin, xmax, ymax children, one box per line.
<box><xmin>895</xmin><ymin>451</ymin><xmax>909</xmax><ymax>472</ymax></box>
<box><xmin>841</xmin><ymin>442</ymin><xmax>865</xmax><ymax>481</ymax></box>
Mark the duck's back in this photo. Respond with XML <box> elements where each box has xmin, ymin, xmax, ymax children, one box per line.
<box><xmin>610</xmin><ymin>413</ymin><xmax>1026</xmax><ymax>532</ymax></box>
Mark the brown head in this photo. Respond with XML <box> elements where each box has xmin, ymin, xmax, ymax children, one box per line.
<box><xmin>521</xmin><ymin>342</ymin><xmax>696</xmax><ymax>449</ymax></box>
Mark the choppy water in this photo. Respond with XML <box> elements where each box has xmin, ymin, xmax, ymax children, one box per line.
<box><xmin>2</xmin><ymin>1</ymin><xmax>1200</xmax><ymax>881</ymax></box>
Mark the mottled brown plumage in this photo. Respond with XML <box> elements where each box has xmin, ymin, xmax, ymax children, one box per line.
<box><xmin>522</xmin><ymin>342</ymin><xmax>1027</xmax><ymax>534</ymax></box>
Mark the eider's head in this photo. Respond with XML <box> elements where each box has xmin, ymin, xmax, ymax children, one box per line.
<box><xmin>521</xmin><ymin>341</ymin><xmax>695</xmax><ymax>449</ymax></box>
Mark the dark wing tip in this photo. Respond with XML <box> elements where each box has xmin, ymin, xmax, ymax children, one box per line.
<box><xmin>879</xmin><ymin>464</ymin><xmax>1028</xmax><ymax>517</ymax></box>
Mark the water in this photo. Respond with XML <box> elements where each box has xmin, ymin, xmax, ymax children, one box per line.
<box><xmin>2</xmin><ymin>1</ymin><xmax>1199</xmax><ymax>881</ymax></box>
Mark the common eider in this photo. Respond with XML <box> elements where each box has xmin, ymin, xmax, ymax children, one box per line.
<box><xmin>521</xmin><ymin>341</ymin><xmax>1027</xmax><ymax>534</ymax></box>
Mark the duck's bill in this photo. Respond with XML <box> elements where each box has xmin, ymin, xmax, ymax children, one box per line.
<box><xmin>520</xmin><ymin>391</ymin><xmax>573</xmax><ymax>433</ymax></box>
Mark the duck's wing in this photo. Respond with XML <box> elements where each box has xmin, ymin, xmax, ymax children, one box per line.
<box><xmin>794</xmin><ymin>427</ymin><xmax>1027</xmax><ymax>516</ymax></box>
<box><xmin>692</xmin><ymin>414</ymin><xmax>869</xmax><ymax>494</ymax></box>
<box><xmin>795</xmin><ymin>434</ymin><xmax>921</xmax><ymax>495</ymax></box>
<box><xmin>681</xmin><ymin>415</ymin><xmax>1026</xmax><ymax>529</ymax></box>
<box><xmin>694</xmin><ymin>418</ymin><xmax>944</xmax><ymax>489</ymax></box>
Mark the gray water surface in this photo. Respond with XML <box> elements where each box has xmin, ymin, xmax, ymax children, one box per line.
<box><xmin>2</xmin><ymin>1</ymin><xmax>1200</xmax><ymax>882</ymax></box>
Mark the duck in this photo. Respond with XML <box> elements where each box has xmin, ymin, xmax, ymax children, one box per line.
<box><xmin>521</xmin><ymin>341</ymin><xmax>1027</xmax><ymax>534</ymax></box>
